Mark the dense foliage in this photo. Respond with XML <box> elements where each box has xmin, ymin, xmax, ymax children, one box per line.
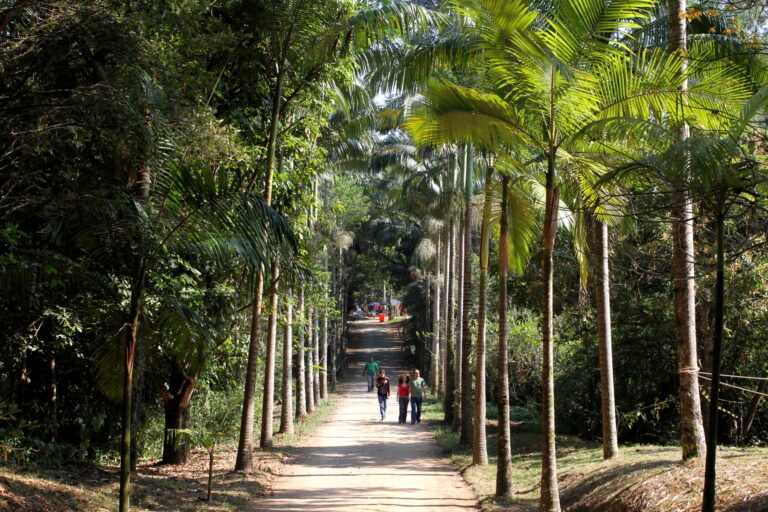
<box><xmin>1</xmin><ymin>0</ymin><xmax>767</xmax><ymax>511</ymax></box>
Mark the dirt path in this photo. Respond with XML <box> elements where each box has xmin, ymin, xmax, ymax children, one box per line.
<box><xmin>246</xmin><ymin>318</ymin><xmax>479</xmax><ymax>512</ymax></box>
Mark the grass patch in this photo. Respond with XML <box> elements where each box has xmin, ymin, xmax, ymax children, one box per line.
<box><xmin>422</xmin><ymin>398</ymin><xmax>768</xmax><ymax>512</ymax></box>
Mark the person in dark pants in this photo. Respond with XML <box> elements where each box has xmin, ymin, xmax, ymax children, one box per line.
<box><xmin>375</xmin><ymin>369</ymin><xmax>390</xmax><ymax>421</ymax></box>
<box><xmin>396</xmin><ymin>374</ymin><xmax>410</xmax><ymax>423</ymax></box>
<box><xmin>409</xmin><ymin>369</ymin><xmax>427</xmax><ymax>424</ymax></box>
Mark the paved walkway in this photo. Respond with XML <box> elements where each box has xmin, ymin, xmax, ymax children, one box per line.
<box><xmin>246</xmin><ymin>318</ymin><xmax>479</xmax><ymax>512</ymax></box>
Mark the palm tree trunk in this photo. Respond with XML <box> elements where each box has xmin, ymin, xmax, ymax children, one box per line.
<box><xmin>594</xmin><ymin>219</ymin><xmax>619</xmax><ymax>459</ymax></box>
<box><xmin>235</xmin><ymin>268</ymin><xmax>264</xmax><ymax>470</ymax></box>
<box><xmin>444</xmin><ymin>221</ymin><xmax>456</xmax><ymax>424</ymax></box>
<box><xmin>668</xmin><ymin>0</ymin><xmax>707</xmax><ymax>461</ymax></box>
<box><xmin>306</xmin><ymin>306</ymin><xmax>315</xmax><ymax>414</ymax></box>
<box><xmin>431</xmin><ymin>233</ymin><xmax>441</xmax><ymax>393</ymax></box>
<box><xmin>459</xmin><ymin>146</ymin><xmax>474</xmax><ymax>445</ymax></box>
<box><xmin>702</xmin><ymin>200</ymin><xmax>726</xmax><ymax>512</ymax></box>
<box><xmin>237</xmin><ymin>29</ymin><xmax>286</xmax><ymax>469</ymax></box>
<box><xmin>279</xmin><ymin>289</ymin><xmax>294</xmax><ymax>434</ymax></box>
<box><xmin>540</xmin><ymin>169</ymin><xmax>561</xmax><ymax>512</ymax></box>
<box><xmin>454</xmin><ymin>219</ymin><xmax>464</xmax><ymax>432</ymax></box>
<box><xmin>260</xmin><ymin>264</ymin><xmax>280</xmax><ymax>448</ymax></box>
<box><xmin>312</xmin><ymin>309</ymin><xmax>321</xmax><ymax>405</ymax></box>
<box><xmin>441</xmin><ymin>233</ymin><xmax>450</xmax><ymax>398</ymax></box>
<box><xmin>119</xmin><ymin>270</ymin><xmax>144</xmax><ymax>512</ymax></box>
<box><xmin>495</xmin><ymin>175</ymin><xmax>513</xmax><ymax>497</ymax></box>
<box><xmin>320</xmin><ymin>309</ymin><xmax>328</xmax><ymax>400</ymax></box>
<box><xmin>296</xmin><ymin>287</ymin><xmax>307</xmax><ymax>419</ymax></box>
<box><xmin>472</xmin><ymin>165</ymin><xmax>492</xmax><ymax>464</ymax></box>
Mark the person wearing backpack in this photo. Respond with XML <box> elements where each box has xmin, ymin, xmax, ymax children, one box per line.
<box><xmin>362</xmin><ymin>357</ymin><xmax>379</xmax><ymax>392</ymax></box>
<box><xmin>375</xmin><ymin>369</ymin><xmax>391</xmax><ymax>421</ymax></box>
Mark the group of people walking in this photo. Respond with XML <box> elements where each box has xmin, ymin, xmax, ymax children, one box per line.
<box><xmin>363</xmin><ymin>357</ymin><xmax>426</xmax><ymax>423</ymax></box>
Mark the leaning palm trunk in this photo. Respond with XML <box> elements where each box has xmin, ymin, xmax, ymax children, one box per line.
<box><xmin>279</xmin><ymin>289</ymin><xmax>294</xmax><ymax>434</ymax></box>
<box><xmin>260</xmin><ymin>263</ymin><xmax>280</xmax><ymax>448</ymax></box>
<box><xmin>236</xmin><ymin>38</ymin><xmax>286</xmax><ymax>470</ymax></box>
<box><xmin>472</xmin><ymin>166</ymin><xmax>492</xmax><ymax>464</ymax></box>
<box><xmin>495</xmin><ymin>175</ymin><xmax>513</xmax><ymax>497</ymax></box>
<box><xmin>296</xmin><ymin>287</ymin><xmax>307</xmax><ymax>419</ymax></box>
<box><xmin>594</xmin><ymin>219</ymin><xmax>619</xmax><ymax>459</ymax></box>
<box><xmin>668</xmin><ymin>0</ymin><xmax>706</xmax><ymax>461</ymax></box>
<box><xmin>540</xmin><ymin>170</ymin><xmax>561</xmax><ymax>512</ymax></box>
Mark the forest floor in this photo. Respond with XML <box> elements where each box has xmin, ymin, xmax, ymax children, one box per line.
<box><xmin>0</xmin><ymin>389</ymin><xmax>338</xmax><ymax>512</ymax></box>
<box><xmin>424</xmin><ymin>400</ymin><xmax>768</xmax><ymax>512</ymax></box>
<box><xmin>2</xmin><ymin>318</ymin><xmax>766</xmax><ymax>512</ymax></box>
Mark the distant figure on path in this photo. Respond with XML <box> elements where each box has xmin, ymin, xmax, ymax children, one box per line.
<box><xmin>363</xmin><ymin>357</ymin><xmax>379</xmax><ymax>392</ymax></box>
<box><xmin>375</xmin><ymin>369</ymin><xmax>391</xmax><ymax>421</ymax></box>
<box><xmin>396</xmin><ymin>374</ymin><xmax>410</xmax><ymax>423</ymax></box>
<box><xmin>409</xmin><ymin>369</ymin><xmax>427</xmax><ymax>424</ymax></box>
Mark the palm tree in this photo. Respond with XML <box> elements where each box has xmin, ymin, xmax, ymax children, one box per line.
<box><xmin>236</xmin><ymin>0</ymin><xmax>444</xmax><ymax>468</ymax></box>
<box><xmin>459</xmin><ymin>145</ymin><xmax>475</xmax><ymax>446</ymax></box>
<box><xmin>667</xmin><ymin>0</ymin><xmax>707</xmax><ymax>461</ymax></box>
<box><xmin>112</xmin><ymin>166</ymin><xmax>294</xmax><ymax>511</ymax></box>
<box><xmin>472</xmin><ymin>162</ymin><xmax>493</xmax><ymax>465</ymax></box>
<box><xmin>404</xmin><ymin>0</ymin><xmax>711</xmax><ymax>505</ymax></box>
<box><xmin>600</xmin><ymin>83</ymin><xmax>768</xmax><ymax>512</ymax></box>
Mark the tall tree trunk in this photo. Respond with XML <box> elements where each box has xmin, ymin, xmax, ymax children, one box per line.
<box><xmin>235</xmin><ymin>267</ymin><xmax>264</xmax><ymax>471</ymax></box>
<box><xmin>431</xmin><ymin>233</ymin><xmax>441</xmax><ymax>393</ymax></box>
<box><xmin>472</xmin><ymin>165</ymin><xmax>492</xmax><ymax>464</ymax></box>
<box><xmin>320</xmin><ymin>309</ymin><xmax>328</xmax><ymax>400</ymax></box>
<box><xmin>702</xmin><ymin>201</ymin><xmax>726</xmax><ymax>512</ymax></box>
<box><xmin>495</xmin><ymin>175</ymin><xmax>513</xmax><ymax>497</ymax></box>
<box><xmin>161</xmin><ymin>363</ymin><xmax>196</xmax><ymax>464</ymax></box>
<box><xmin>119</xmin><ymin>271</ymin><xmax>144</xmax><ymax>512</ymax></box>
<box><xmin>312</xmin><ymin>309</ymin><xmax>321</xmax><ymax>405</ymax></box>
<box><xmin>460</xmin><ymin>147</ymin><xmax>474</xmax><ymax>445</ymax></box>
<box><xmin>441</xmin><ymin>233</ymin><xmax>450</xmax><ymax>398</ymax></box>
<box><xmin>296</xmin><ymin>287</ymin><xmax>307</xmax><ymax>419</ymax></box>
<box><xmin>236</xmin><ymin>29</ymin><xmax>287</xmax><ymax>469</ymax></box>
<box><xmin>540</xmin><ymin>168</ymin><xmax>561</xmax><ymax>512</ymax></box>
<box><xmin>454</xmin><ymin>219</ymin><xmax>464</xmax><ymax>433</ymax></box>
<box><xmin>444</xmin><ymin>222</ymin><xmax>456</xmax><ymax>424</ymax></box>
<box><xmin>279</xmin><ymin>290</ymin><xmax>294</xmax><ymax>434</ymax></box>
<box><xmin>306</xmin><ymin>306</ymin><xmax>315</xmax><ymax>413</ymax></box>
<box><xmin>594</xmin><ymin>219</ymin><xmax>619</xmax><ymax>459</ymax></box>
<box><xmin>260</xmin><ymin>264</ymin><xmax>280</xmax><ymax>448</ymax></box>
<box><xmin>130</xmin><ymin>343</ymin><xmax>145</xmax><ymax>471</ymax></box>
<box><xmin>668</xmin><ymin>0</ymin><xmax>707</xmax><ymax>461</ymax></box>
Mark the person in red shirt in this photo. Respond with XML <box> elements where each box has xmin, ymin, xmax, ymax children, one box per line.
<box><xmin>396</xmin><ymin>374</ymin><xmax>410</xmax><ymax>423</ymax></box>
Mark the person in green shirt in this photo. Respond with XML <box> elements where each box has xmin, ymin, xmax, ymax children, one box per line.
<box><xmin>362</xmin><ymin>357</ymin><xmax>379</xmax><ymax>392</ymax></box>
<box><xmin>409</xmin><ymin>369</ymin><xmax>427</xmax><ymax>424</ymax></box>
